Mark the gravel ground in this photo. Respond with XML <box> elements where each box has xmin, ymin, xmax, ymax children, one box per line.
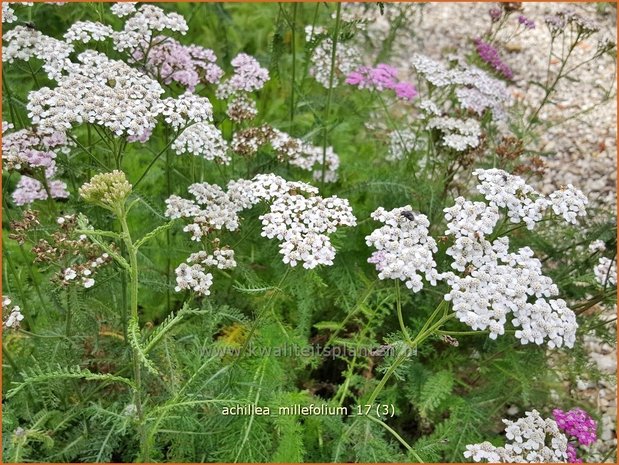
<box><xmin>382</xmin><ymin>2</ymin><xmax>617</xmax><ymax>459</ymax></box>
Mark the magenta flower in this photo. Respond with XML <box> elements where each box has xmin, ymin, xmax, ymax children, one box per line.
<box><xmin>474</xmin><ymin>38</ymin><xmax>513</xmax><ymax>80</ymax></box>
<box><xmin>345</xmin><ymin>66</ymin><xmax>371</xmax><ymax>86</ymax></box>
<box><xmin>552</xmin><ymin>408</ymin><xmax>597</xmax><ymax>446</ymax></box>
<box><xmin>370</xmin><ymin>64</ymin><xmax>399</xmax><ymax>90</ymax></box>
<box><xmin>566</xmin><ymin>444</ymin><xmax>583</xmax><ymax>464</ymax></box>
<box><xmin>394</xmin><ymin>82</ymin><xmax>418</xmax><ymax>101</ymax></box>
<box><xmin>346</xmin><ymin>64</ymin><xmax>417</xmax><ymax>102</ymax></box>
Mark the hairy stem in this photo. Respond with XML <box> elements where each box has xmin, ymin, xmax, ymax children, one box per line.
<box><xmin>119</xmin><ymin>209</ymin><xmax>146</xmax><ymax>457</ymax></box>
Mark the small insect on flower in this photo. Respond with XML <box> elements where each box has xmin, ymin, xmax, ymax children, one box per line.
<box><xmin>400</xmin><ymin>210</ymin><xmax>416</xmax><ymax>221</ymax></box>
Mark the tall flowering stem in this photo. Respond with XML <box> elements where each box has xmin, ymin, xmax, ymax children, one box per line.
<box><xmin>525</xmin><ymin>38</ymin><xmax>579</xmax><ymax>132</ymax></box>
<box><xmin>79</xmin><ymin>171</ymin><xmax>147</xmax><ymax>445</ymax></box>
<box><xmin>118</xmin><ymin>208</ymin><xmax>143</xmax><ymax>418</ymax></box>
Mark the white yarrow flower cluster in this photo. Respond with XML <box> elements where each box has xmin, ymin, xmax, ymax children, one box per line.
<box><xmin>411</xmin><ymin>54</ymin><xmax>454</xmax><ymax>87</ymax></box>
<box><xmin>27</xmin><ymin>50</ymin><xmax>164</xmax><ymax>137</ymax></box>
<box><xmin>428</xmin><ymin>116</ymin><xmax>481</xmax><ymax>151</ymax></box>
<box><xmin>2</xmin><ymin>296</ymin><xmax>25</xmax><ymax>329</ymax></box>
<box><xmin>365</xmin><ymin>206</ymin><xmax>440</xmax><ymax>292</ymax></box>
<box><xmin>464</xmin><ymin>410</ymin><xmax>569</xmax><ymax>463</ymax></box>
<box><xmin>441</xmin><ymin>175</ymin><xmax>579</xmax><ymax>348</ymax></box>
<box><xmin>443</xmin><ymin>238</ymin><xmax>576</xmax><ymax>347</ymax></box>
<box><xmin>259</xmin><ymin>192</ymin><xmax>356</xmax><ymax>269</ymax></box>
<box><xmin>2</xmin><ymin>3</ymin><xmax>18</xmax><ymax>23</ymax></box>
<box><xmin>112</xmin><ymin>4</ymin><xmax>188</xmax><ymax>54</ymax></box>
<box><xmin>443</xmin><ymin>197</ymin><xmax>500</xmax><ymax>238</ymax></box>
<box><xmin>175</xmin><ymin>248</ymin><xmax>236</xmax><ymax>296</ymax></box>
<box><xmin>474</xmin><ymin>169</ymin><xmax>588</xmax><ymax>229</ymax></box>
<box><xmin>452</xmin><ymin>65</ymin><xmax>509</xmax><ymax>120</ymax></box>
<box><xmin>174</xmin><ymin>263</ymin><xmax>213</xmax><ymax>295</ymax></box>
<box><xmin>309</xmin><ymin>38</ymin><xmax>361</xmax><ymax>88</ymax></box>
<box><xmin>171</xmin><ymin>123</ymin><xmax>229</xmax><ymax>164</ymax></box>
<box><xmin>167</xmin><ymin>174</ymin><xmax>355</xmax><ymax>273</ymax></box>
<box><xmin>64</xmin><ymin>21</ymin><xmax>113</xmax><ymax>43</ymax></box>
<box><xmin>165</xmin><ymin>182</ymin><xmax>239</xmax><ymax>241</ymax></box>
<box><xmin>365</xmin><ymin>170</ymin><xmax>582</xmax><ymax>348</ymax></box>
<box><xmin>548</xmin><ymin>185</ymin><xmax>588</xmax><ymax>224</ymax></box>
<box><xmin>588</xmin><ymin>240</ymin><xmax>606</xmax><ymax>253</ymax></box>
<box><xmin>387</xmin><ymin>129</ymin><xmax>417</xmax><ymax>162</ymax></box>
<box><xmin>110</xmin><ymin>2</ymin><xmax>137</xmax><ymax>18</ymax></box>
<box><xmin>158</xmin><ymin>92</ymin><xmax>213</xmax><ymax>130</ymax></box>
<box><xmin>187</xmin><ymin>248</ymin><xmax>237</xmax><ymax>270</ymax></box>
<box><xmin>411</xmin><ymin>54</ymin><xmax>509</xmax><ymax>120</ymax></box>
<box><xmin>226</xmin><ymin>174</ymin><xmax>319</xmax><ymax>210</ymax></box>
<box><xmin>3</xmin><ymin>26</ymin><xmax>74</xmax><ymax>80</ymax></box>
<box><xmin>594</xmin><ymin>256</ymin><xmax>617</xmax><ymax>286</ymax></box>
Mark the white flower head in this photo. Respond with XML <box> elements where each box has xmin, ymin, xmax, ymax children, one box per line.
<box><xmin>365</xmin><ymin>206</ymin><xmax>440</xmax><ymax>292</ymax></box>
<box><xmin>465</xmin><ymin>410</ymin><xmax>569</xmax><ymax>463</ymax></box>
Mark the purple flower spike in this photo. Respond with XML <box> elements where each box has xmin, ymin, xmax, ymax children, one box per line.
<box><xmin>553</xmin><ymin>408</ymin><xmax>597</xmax><ymax>446</ymax></box>
<box><xmin>474</xmin><ymin>38</ymin><xmax>513</xmax><ymax>80</ymax></box>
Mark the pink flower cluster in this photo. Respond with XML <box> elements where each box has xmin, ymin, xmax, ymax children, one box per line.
<box><xmin>566</xmin><ymin>444</ymin><xmax>581</xmax><ymax>464</ymax></box>
<box><xmin>3</xmin><ymin>127</ymin><xmax>70</xmax><ymax>206</ymax></box>
<box><xmin>474</xmin><ymin>38</ymin><xmax>513</xmax><ymax>80</ymax></box>
<box><xmin>135</xmin><ymin>36</ymin><xmax>223</xmax><ymax>92</ymax></box>
<box><xmin>553</xmin><ymin>408</ymin><xmax>597</xmax><ymax>446</ymax></box>
<box><xmin>13</xmin><ymin>177</ymin><xmax>69</xmax><ymax>206</ymax></box>
<box><xmin>346</xmin><ymin>64</ymin><xmax>417</xmax><ymax>101</ymax></box>
<box><xmin>553</xmin><ymin>408</ymin><xmax>597</xmax><ymax>463</ymax></box>
<box><xmin>216</xmin><ymin>53</ymin><xmax>270</xmax><ymax>98</ymax></box>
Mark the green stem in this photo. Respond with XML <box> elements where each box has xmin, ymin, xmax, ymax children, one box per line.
<box><xmin>366</xmin><ymin>301</ymin><xmax>451</xmax><ymax>406</ymax></box>
<box><xmin>165</xmin><ymin>129</ymin><xmax>172</xmax><ymax>315</ymax></box>
<box><xmin>133</xmin><ymin>132</ymin><xmax>180</xmax><ymax>189</ymax></box>
<box><xmin>320</xmin><ymin>2</ymin><xmax>342</xmax><ymax>187</ymax></box>
<box><xmin>2</xmin><ymin>72</ymin><xmax>20</xmax><ymax>128</ymax></box>
<box><xmin>119</xmin><ymin>209</ymin><xmax>146</xmax><ymax>453</ymax></box>
<box><xmin>365</xmin><ymin>414</ymin><xmax>417</xmax><ymax>457</ymax></box>
<box><xmin>395</xmin><ymin>281</ymin><xmax>413</xmax><ymax>344</ymax></box>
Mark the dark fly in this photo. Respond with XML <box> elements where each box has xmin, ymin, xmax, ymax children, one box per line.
<box><xmin>400</xmin><ymin>210</ymin><xmax>416</xmax><ymax>221</ymax></box>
